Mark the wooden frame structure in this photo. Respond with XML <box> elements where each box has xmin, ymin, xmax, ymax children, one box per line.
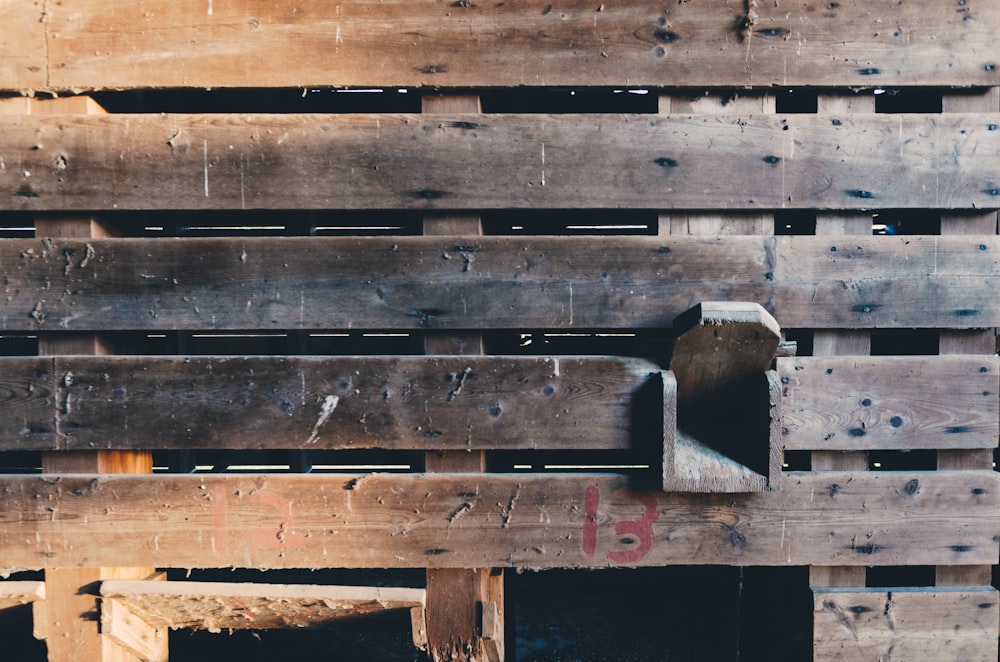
<box><xmin>0</xmin><ymin>1</ymin><xmax>998</xmax><ymax>660</ymax></box>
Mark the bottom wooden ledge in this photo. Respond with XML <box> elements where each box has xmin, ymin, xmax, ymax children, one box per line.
<box><xmin>813</xmin><ymin>586</ymin><xmax>999</xmax><ymax>662</ymax></box>
<box><xmin>100</xmin><ymin>580</ymin><xmax>428</xmax><ymax>646</ymax></box>
<box><xmin>0</xmin><ymin>580</ymin><xmax>45</xmax><ymax>610</ymax></box>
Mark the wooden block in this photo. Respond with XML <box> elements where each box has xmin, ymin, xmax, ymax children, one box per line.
<box><xmin>813</xmin><ymin>587</ymin><xmax>999</xmax><ymax>662</ymax></box>
<box><xmin>0</xmin><ymin>355</ymin><xmax>658</xmax><ymax>451</ymax></box>
<box><xmin>1</xmin><ymin>235</ymin><xmax>997</xmax><ymax>332</ymax></box>
<box><xmin>779</xmin><ymin>356</ymin><xmax>1000</xmax><ymax>451</ymax></box>
<box><xmin>0</xmin><ymin>0</ymin><xmax>987</xmax><ymax>90</ymax></box>
<box><xmin>1</xmin><ymin>113</ymin><xmax>998</xmax><ymax>211</ymax></box>
<box><xmin>0</xmin><ymin>471</ymin><xmax>995</xmax><ymax>569</ymax></box>
<box><xmin>670</xmin><ymin>302</ymin><xmax>780</xmax><ymax>408</ymax></box>
<box><xmin>99</xmin><ymin>580</ymin><xmax>425</xmax><ymax>631</ymax></box>
<box><xmin>100</xmin><ymin>598</ymin><xmax>167</xmax><ymax>662</ymax></box>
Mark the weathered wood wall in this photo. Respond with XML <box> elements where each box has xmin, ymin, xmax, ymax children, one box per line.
<box><xmin>0</xmin><ymin>1</ymin><xmax>997</xmax><ymax>661</ymax></box>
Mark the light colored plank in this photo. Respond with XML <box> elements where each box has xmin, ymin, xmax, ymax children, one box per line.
<box><xmin>0</xmin><ymin>0</ymin><xmax>47</xmax><ymax>93</ymax></box>
<box><xmin>4</xmin><ymin>0</ymin><xmax>990</xmax><ymax>91</ymax></box>
<box><xmin>0</xmin><ymin>355</ymin><xmax>657</xmax><ymax>451</ymax></box>
<box><xmin>1</xmin><ymin>235</ymin><xmax>997</xmax><ymax>331</ymax></box>
<box><xmin>0</xmin><ymin>581</ymin><xmax>45</xmax><ymax>610</ymax></box>
<box><xmin>0</xmin><ymin>471</ymin><xmax>995</xmax><ymax>569</ymax></box>
<box><xmin>99</xmin><ymin>580</ymin><xmax>425</xmax><ymax>631</ymax></box>
<box><xmin>0</xmin><ymin>113</ymin><xmax>998</xmax><ymax>211</ymax></box>
<box><xmin>813</xmin><ymin>587</ymin><xmax>999</xmax><ymax>662</ymax></box>
<box><xmin>779</xmin><ymin>356</ymin><xmax>1000</xmax><ymax>451</ymax></box>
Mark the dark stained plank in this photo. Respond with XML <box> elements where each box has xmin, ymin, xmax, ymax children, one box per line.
<box><xmin>0</xmin><ymin>355</ymin><xmax>659</xmax><ymax>451</ymax></box>
<box><xmin>813</xmin><ymin>587</ymin><xmax>999</xmax><ymax>662</ymax></box>
<box><xmin>775</xmin><ymin>235</ymin><xmax>1000</xmax><ymax>329</ymax></box>
<box><xmin>3</xmin><ymin>1</ymin><xmax>991</xmax><ymax>91</ymax></box>
<box><xmin>1</xmin><ymin>235</ymin><xmax>997</xmax><ymax>331</ymax></box>
<box><xmin>1</xmin><ymin>114</ymin><xmax>999</xmax><ymax>211</ymax></box>
<box><xmin>779</xmin><ymin>356</ymin><xmax>1000</xmax><ymax>451</ymax></box>
<box><xmin>0</xmin><ymin>471</ymin><xmax>995</xmax><ymax>570</ymax></box>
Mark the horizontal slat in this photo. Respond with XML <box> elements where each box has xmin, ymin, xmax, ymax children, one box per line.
<box><xmin>100</xmin><ymin>580</ymin><xmax>425</xmax><ymax>631</ymax></box>
<box><xmin>5</xmin><ymin>1</ymin><xmax>997</xmax><ymax>91</ymax></box>
<box><xmin>0</xmin><ymin>355</ymin><xmax>659</xmax><ymax>451</ymax></box>
<box><xmin>0</xmin><ymin>471</ymin><xmax>995</xmax><ymax>569</ymax></box>
<box><xmin>779</xmin><ymin>356</ymin><xmax>1000</xmax><ymax>451</ymax></box>
<box><xmin>1</xmin><ymin>114</ymin><xmax>998</xmax><ymax>211</ymax></box>
<box><xmin>813</xmin><ymin>587</ymin><xmax>999</xmax><ymax>662</ymax></box>
<box><xmin>0</xmin><ymin>580</ymin><xmax>45</xmax><ymax>610</ymax></box>
<box><xmin>1</xmin><ymin>236</ymin><xmax>997</xmax><ymax>331</ymax></box>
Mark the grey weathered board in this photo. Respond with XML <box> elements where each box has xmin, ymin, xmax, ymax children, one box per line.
<box><xmin>779</xmin><ymin>356</ymin><xmax>1000</xmax><ymax>451</ymax></box>
<box><xmin>813</xmin><ymin>587</ymin><xmax>1000</xmax><ymax>661</ymax></box>
<box><xmin>0</xmin><ymin>355</ymin><xmax>660</xmax><ymax>451</ymax></box>
<box><xmin>0</xmin><ymin>114</ymin><xmax>998</xmax><ymax>210</ymax></box>
<box><xmin>0</xmin><ymin>471</ymin><xmax>995</xmax><ymax>569</ymax></box>
<box><xmin>3</xmin><ymin>0</ymin><xmax>997</xmax><ymax>91</ymax></box>
<box><xmin>0</xmin><ymin>236</ymin><xmax>996</xmax><ymax>330</ymax></box>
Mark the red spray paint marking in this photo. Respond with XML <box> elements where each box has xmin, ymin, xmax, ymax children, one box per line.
<box><xmin>212</xmin><ymin>488</ymin><xmax>303</xmax><ymax>556</ymax></box>
<box><xmin>607</xmin><ymin>491</ymin><xmax>658</xmax><ymax>564</ymax></box>
<box><xmin>582</xmin><ymin>486</ymin><xmax>659</xmax><ymax>563</ymax></box>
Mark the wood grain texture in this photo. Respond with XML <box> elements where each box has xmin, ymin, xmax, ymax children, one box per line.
<box><xmin>0</xmin><ymin>0</ymin><xmax>47</xmax><ymax>92</ymax></box>
<box><xmin>0</xmin><ymin>471</ymin><xmax>995</xmax><ymax>569</ymax></box>
<box><xmin>813</xmin><ymin>587</ymin><xmax>999</xmax><ymax>662</ymax></box>
<box><xmin>0</xmin><ymin>355</ymin><xmax>658</xmax><ymax>451</ymax></box>
<box><xmin>779</xmin><ymin>356</ymin><xmax>1000</xmax><ymax>451</ymax></box>
<box><xmin>99</xmin><ymin>598</ymin><xmax>168</xmax><ymax>662</ymax></box>
<box><xmin>0</xmin><ymin>113</ymin><xmax>998</xmax><ymax>211</ymax></box>
<box><xmin>0</xmin><ymin>0</ymin><xmax>988</xmax><ymax>91</ymax></box>
<box><xmin>99</xmin><ymin>580</ymin><xmax>425</xmax><ymax>631</ymax></box>
<box><xmin>1</xmin><ymin>235</ymin><xmax>998</xmax><ymax>331</ymax></box>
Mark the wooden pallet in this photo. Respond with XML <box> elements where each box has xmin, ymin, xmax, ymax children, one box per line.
<box><xmin>0</xmin><ymin>2</ymin><xmax>998</xmax><ymax>660</ymax></box>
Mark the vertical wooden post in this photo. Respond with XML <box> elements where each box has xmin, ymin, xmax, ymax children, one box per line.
<box><xmin>935</xmin><ymin>87</ymin><xmax>999</xmax><ymax>588</ymax></box>
<box><xmin>808</xmin><ymin>92</ymin><xmax>875</xmax><ymax>591</ymax></box>
<box><xmin>421</xmin><ymin>93</ymin><xmax>504</xmax><ymax>662</ymax></box>
<box><xmin>0</xmin><ymin>96</ymin><xmax>166</xmax><ymax>662</ymax></box>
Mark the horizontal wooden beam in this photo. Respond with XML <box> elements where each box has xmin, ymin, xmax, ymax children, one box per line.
<box><xmin>813</xmin><ymin>587</ymin><xmax>1000</xmax><ymax>661</ymax></box>
<box><xmin>100</xmin><ymin>580</ymin><xmax>426</xmax><ymax>631</ymax></box>
<box><xmin>0</xmin><ymin>235</ymin><xmax>996</xmax><ymax>331</ymax></box>
<box><xmin>0</xmin><ymin>581</ymin><xmax>45</xmax><ymax>610</ymax></box>
<box><xmin>779</xmin><ymin>356</ymin><xmax>1000</xmax><ymax>451</ymax></box>
<box><xmin>0</xmin><ymin>355</ymin><xmax>660</xmax><ymax>451</ymax></box>
<box><xmin>0</xmin><ymin>471</ymin><xmax>995</xmax><ymax>569</ymax></box>
<box><xmin>4</xmin><ymin>1</ymin><xmax>996</xmax><ymax>91</ymax></box>
<box><xmin>1</xmin><ymin>114</ymin><xmax>998</xmax><ymax>211</ymax></box>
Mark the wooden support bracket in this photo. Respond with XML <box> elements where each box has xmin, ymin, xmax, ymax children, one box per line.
<box><xmin>663</xmin><ymin>302</ymin><xmax>782</xmax><ymax>492</ymax></box>
<box><xmin>100</xmin><ymin>598</ymin><xmax>168</xmax><ymax>662</ymax></box>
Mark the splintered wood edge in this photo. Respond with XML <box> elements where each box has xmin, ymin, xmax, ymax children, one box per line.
<box><xmin>100</xmin><ymin>580</ymin><xmax>427</xmax><ymax>631</ymax></box>
<box><xmin>0</xmin><ymin>581</ymin><xmax>45</xmax><ymax>610</ymax></box>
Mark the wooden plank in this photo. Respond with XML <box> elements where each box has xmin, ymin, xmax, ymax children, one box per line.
<box><xmin>0</xmin><ymin>113</ymin><xmax>998</xmax><ymax>212</ymax></box>
<box><xmin>775</xmin><ymin>235</ymin><xmax>1000</xmax><ymax>329</ymax></box>
<box><xmin>1</xmin><ymin>234</ymin><xmax>998</xmax><ymax>332</ymax></box>
<box><xmin>0</xmin><ymin>471</ymin><xmax>995</xmax><ymax>569</ymax></box>
<box><xmin>779</xmin><ymin>356</ymin><xmax>1000</xmax><ymax>451</ymax></box>
<box><xmin>0</xmin><ymin>581</ymin><xmax>45</xmax><ymax>610</ymax></box>
<box><xmin>0</xmin><ymin>355</ymin><xmax>657</xmax><ymax>451</ymax></box>
<box><xmin>813</xmin><ymin>587</ymin><xmax>999</xmax><ymax>662</ymax></box>
<box><xmin>0</xmin><ymin>0</ymin><xmax>987</xmax><ymax>91</ymax></box>
<box><xmin>0</xmin><ymin>0</ymin><xmax>47</xmax><ymax>93</ymax></box>
<box><xmin>99</xmin><ymin>580</ymin><xmax>425</xmax><ymax>631</ymax></box>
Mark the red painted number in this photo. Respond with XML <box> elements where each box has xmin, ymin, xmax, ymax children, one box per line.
<box><xmin>582</xmin><ymin>486</ymin><xmax>659</xmax><ymax>564</ymax></box>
